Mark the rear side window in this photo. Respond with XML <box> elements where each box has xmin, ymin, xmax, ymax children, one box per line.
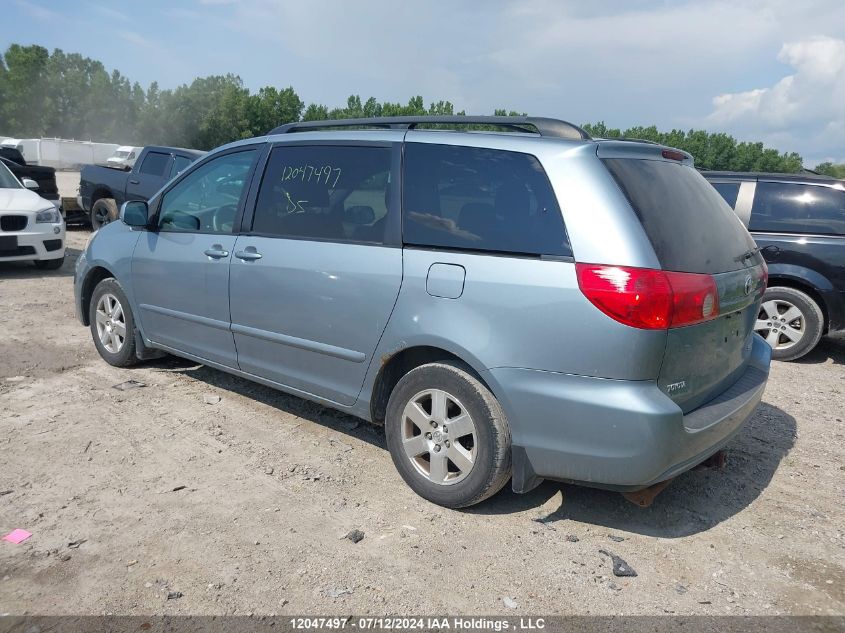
<box><xmin>139</xmin><ymin>151</ymin><xmax>170</xmax><ymax>176</ymax></box>
<box><xmin>402</xmin><ymin>143</ymin><xmax>571</xmax><ymax>257</ymax></box>
<box><xmin>710</xmin><ymin>181</ymin><xmax>741</xmax><ymax>209</ymax></box>
<box><xmin>750</xmin><ymin>182</ymin><xmax>845</xmax><ymax>235</ymax></box>
<box><xmin>604</xmin><ymin>159</ymin><xmax>756</xmax><ymax>274</ymax></box>
<box><xmin>252</xmin><ymin>145</ymin><xmax>393</xmax><ymax>243</ymax></box>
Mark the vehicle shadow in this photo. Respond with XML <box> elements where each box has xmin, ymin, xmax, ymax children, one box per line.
<box><xmin>0</xmin><ymin>246</ymin><xmax>82</xmax><ymax>279</ymax></box>
<box><xmin>791</xmin><ymin>333</ymin><xmax>845</xmax><ymax>366</ymax></box>
<box><xmin>472</xmin><ymin>402</ymin><xmax>796</xmax><ymax>538</ymax></box>
<box><xmin>152</xmin><ymin>357</ymin><xmax>388</xmax><ymax>451</ymax></box>
<box><xmin>154</xmin><ymin>356</ymin><xmax>795</xmax><ymax>536</ymax></box>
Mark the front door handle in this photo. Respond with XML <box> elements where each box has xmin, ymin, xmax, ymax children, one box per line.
<box><xmin>204</xmin><ymin>245</ymin><xmax>229</xmax><ymax>259</ymax></box>
<box><xmin>129</xmin><ymin>179</ymin><xmax>140</xmax><ymax>185</ymax></box>
<box><xmin>235</xmin><ymin>248</ymin><xmax>263</xmax><ymax>261</ymax></box>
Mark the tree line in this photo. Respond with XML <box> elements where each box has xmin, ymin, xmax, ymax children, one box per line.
<box><xmin>0</xmin><ymin>43</ymin><xmax>836</xmax><ymax>174</ymax></box>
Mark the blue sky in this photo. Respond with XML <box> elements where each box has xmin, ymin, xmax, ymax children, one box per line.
<box><xmin>5</xmin><ymin>0</ymin><xmax>845</xmax><ymax>165</ymax></box>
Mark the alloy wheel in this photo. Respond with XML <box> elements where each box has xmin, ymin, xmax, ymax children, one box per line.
<box><xmin>755</xmin><ymin>299</ymin><xmax>805</xmax><ymax>351</ymax></box>
<box><xmin>400</xmin><ymin>388</ymin><xmax>477</xmax><ymax>485</ymax></box>
<box><xmin>95</xmin><ymin>293</ymin><xmax>127</xmax><ymax>353</ymax></box>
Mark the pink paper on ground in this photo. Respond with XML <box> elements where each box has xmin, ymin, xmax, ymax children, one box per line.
<box><xmin>3</xmin><ymin>529</ymin><xmax>32</xmax><ymax>544</ymax></box>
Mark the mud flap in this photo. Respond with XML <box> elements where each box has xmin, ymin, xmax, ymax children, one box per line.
<box><xmin>511</xmin><ymin>445</ymin><xmax>544</xmax><ymax>494</ymax></box>
<box><xmin>134</xmin><ymin>329</ymin><xmax>166</xmax><ymax>361</ymax></box>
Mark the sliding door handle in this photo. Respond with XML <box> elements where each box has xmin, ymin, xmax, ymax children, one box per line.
<box><xmin>204</xmin><ymin>246</ymin><xmax>229</xmax><ymax>259</ymax></box>
<box><xmin>235</xmin><ymin>249</ymin><xmax>263</xmax><ymax>261</ymax></box>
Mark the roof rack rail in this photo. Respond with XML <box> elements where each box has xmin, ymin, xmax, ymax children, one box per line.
<box><xmin>269</xmin><ymin>116</ymin><xmax>591</xmax><ymax>141</ymax></box>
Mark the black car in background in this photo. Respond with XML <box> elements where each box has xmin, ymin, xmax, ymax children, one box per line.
<box><xmin>0</xmin><ymin>147</ymin><xmax>60</xmax><ymax>209</ymax></box>
<box><xmin>704</xmin><ymin>171</ymin><xmax>845</xmax><ymax>360</ymax></box>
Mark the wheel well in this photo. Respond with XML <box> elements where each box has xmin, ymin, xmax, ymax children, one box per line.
<box><xmin>369</xmin><ymin>346</ymin><xmax>490</xmax><ymax>425</ymax></box>
<box><xmin>91</xmin><ymin>189</ymin><xmax>113</xmax><ymax>206</ymax></box>
<box><xmin>80</xmin><ymin>266</ymin><xmax>115</xmax><ymax>326</ymax></box>
<box><xmin>767</xmin><ymin>277</ymin><xmax>829</xmax><ymax>333</ymax></box>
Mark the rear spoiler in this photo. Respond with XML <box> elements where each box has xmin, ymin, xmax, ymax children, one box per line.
<box><xmin>595</xmin><ymin>140</ymin><xmax>694</xmax><ymax>167</ymax></box>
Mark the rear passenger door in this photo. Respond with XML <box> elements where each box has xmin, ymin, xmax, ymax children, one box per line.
<box><xmin>126</xmin><ymin>150</ymin><xmax>172</xmax><ymax>202</ymax></box>
<box><xmin>228</xmin><ymin>141</ymin><xmax>403</xmax><ymax>406</ymax></box>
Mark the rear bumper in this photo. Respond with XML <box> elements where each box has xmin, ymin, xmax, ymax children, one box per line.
<box><xmin>486</xmin><ymin>334</ymin><xmax>771</xmax><ymax>493</ymax></box>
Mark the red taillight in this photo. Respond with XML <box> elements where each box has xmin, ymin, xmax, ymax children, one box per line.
<box><xmin>667</xmin><ymin>270</ymin><xmax>720</xmax><ymax>327</ymax></box>
<box><xmin>575</xmin><ymin>263</ymin><xmax>720</xmax><ymax>330</ymax></box>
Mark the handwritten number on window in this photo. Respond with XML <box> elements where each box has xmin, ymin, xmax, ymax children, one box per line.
<box><xmin>281</xmin><ymin>164</ymin><xmax>342</xmax><ymax>188</ymax></box>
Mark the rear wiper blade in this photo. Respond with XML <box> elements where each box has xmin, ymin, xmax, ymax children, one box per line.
<box><xmin>735</xmin><ymin>246</ymin><xmax>761</xmax><ymax>262</ymax></box>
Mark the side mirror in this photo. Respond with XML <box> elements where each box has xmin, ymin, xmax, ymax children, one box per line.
<box><xmin>22</xmin><ymin>178</ymin><xmax>39</xmax><ymax>190</ymax></box>
<box><xmin>120</xmin><ymin>200</ymin><xmax>149</xmax><ymax>228</ymax></box>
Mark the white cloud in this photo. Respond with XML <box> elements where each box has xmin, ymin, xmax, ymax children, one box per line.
<box><xmin>707</xmin><ymin>35</ymin><xmax>845</xmax><ymax>164</ymax></box>
<box><xmin>709</xmin><ymin>36</ymin><xmax>845</xmax><ymax>126</ymax></box>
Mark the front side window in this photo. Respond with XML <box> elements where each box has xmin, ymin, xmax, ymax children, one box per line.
<box><xmin>750</xmin><ymin>182</ymin><xmax>845</xmax><ymax>235</ymax></box>
<box><xmin>402</xmin><ymin>143</ymin><xmax>571</xmax><ymax>256</ymax></box>
<box><xmin>139</xmin><ymin>151</ymin><xmax>171</xmax><ymax>176</ymax></box>
<box><xmin>251</xmin><ymin>145</ymin><xmax>392</xmax><ymax>243</ymax></box>
<box><xmin>158</xmin><ymin>149</ymin><xmax>257</xmax><ymax>234</ymax></box>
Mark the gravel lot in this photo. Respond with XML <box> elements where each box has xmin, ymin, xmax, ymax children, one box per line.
<box><xmin>0</xmin><ymin>229</ymin><xmax>843</xmax><ymax>616</ymax></box>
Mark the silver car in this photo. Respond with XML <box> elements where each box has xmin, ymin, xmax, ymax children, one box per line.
<box><xmin>74</xmin><ymin>116</ymin><xmax>771</xmax><ymax>508</ymax></box>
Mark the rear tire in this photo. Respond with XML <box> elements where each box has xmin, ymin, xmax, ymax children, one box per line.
<box><xmin>89</xmin><ymin>278</ymin><xmax>139</xmax><ymax>367</ymax></box>
<box><xmin>385</xmin><ymin>361</ymin><xmax>511</xmax><ymax>508</ymax></box>
<box><xmin>34</xmin><ymin>256</ymin><xmax>64</xmax><ymax>270</ymax></box>
<box><xmin>90</xmin><ymin>198</ymin><xmax>118</xmax><ymax>230</ymax></box>
<box><xmin>756</xmin><ymin>286</ymin><xmax>824</xmax><ymax>361</ymax></box>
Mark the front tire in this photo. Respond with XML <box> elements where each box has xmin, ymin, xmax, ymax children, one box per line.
<box><xmin>755</xmin><ymin>286</ymin><xmax>824</xmax><ymax>361</ymax></box>
<box><xmin>89</xmin><ymin>278</ymin><xmax>139</xmax><ymax>367</ymax></box>
<box><xmin>34</xmin><ymin>256</ymin><xmax>64</xmax><ymax>270</ymax></box>
<box><xmin>90</xmin><ymin>198</ymin><xmax>118</xmax><ymax>230</ymax></box>
<box><xmin>385</xmin><ymin>361</ymin><xmax>511</xmax><ymax>508</ymax></box>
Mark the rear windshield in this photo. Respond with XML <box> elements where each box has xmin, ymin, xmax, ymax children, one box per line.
<box><xmin>603</xmin><ymin>158</ymin><xmax>756</xmax><ymax>274</ymax></box>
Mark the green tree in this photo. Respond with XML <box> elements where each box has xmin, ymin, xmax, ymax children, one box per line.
<box><xmin>0</xmin><ymin>44</ymin><xmax>51</xmax><ymax>136</ymax></box>
<box><xmin>814</xmin><ymin>162</ymin><xmax>845</xmax><ymax>178</ymax></box>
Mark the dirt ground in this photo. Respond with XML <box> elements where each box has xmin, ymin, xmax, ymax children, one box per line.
<box><xmin>0</xmin><ymin>229</ymin><xmax>843</xmax><ymax>617</ymax></box>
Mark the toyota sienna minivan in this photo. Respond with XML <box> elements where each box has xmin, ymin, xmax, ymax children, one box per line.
<box><xmin>74</xmin><ymin>116</ymin><xmax>771</xmax><ymax>508</ymax></box>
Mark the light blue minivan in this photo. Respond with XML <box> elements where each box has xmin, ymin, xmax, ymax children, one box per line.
<box><xmin>74</xmin><ymin>116</ymin><xmax>771</xmax><ymax>507</ymax></box>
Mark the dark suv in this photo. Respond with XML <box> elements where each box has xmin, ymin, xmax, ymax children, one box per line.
<box><xmin>704</xmin><ymin>171</ymin><xmax>845</xmax><ymax>360</ymax></box>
